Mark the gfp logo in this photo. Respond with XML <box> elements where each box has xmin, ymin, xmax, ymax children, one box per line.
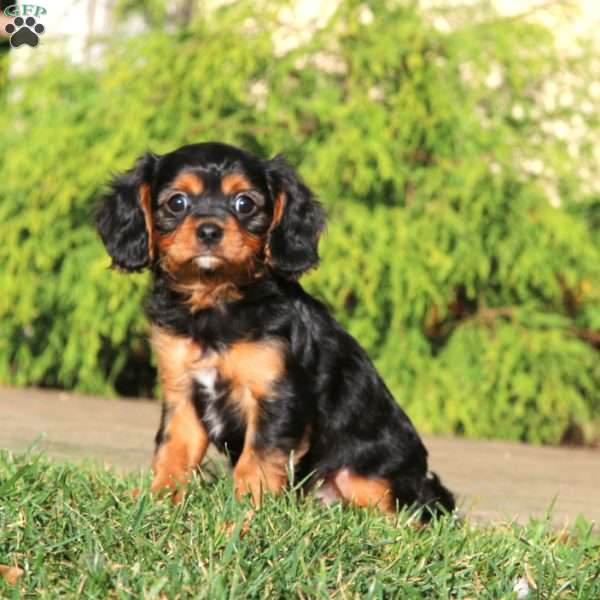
<box><xmin>4</xmin><ymin>4</ymin><xmax>47</xmax><ymax>17</ymax></box>
<box><xmin>4</xmin><ymin>4</ymin><xmax>46</xmax><ymax>48</ymax></box>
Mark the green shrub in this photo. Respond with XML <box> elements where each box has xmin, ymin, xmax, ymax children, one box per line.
<box><xmin>0</xmin><ymin>0</ymin><xmax>599</xmax><ymax>443</ymax></box>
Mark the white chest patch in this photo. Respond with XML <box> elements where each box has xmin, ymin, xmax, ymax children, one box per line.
<box><xmin>193</xmin><ymin>367</ymin><xmax>218</xmax><ymax>394</ymax></box>
<box><xmin>192</xmin><ymin>367</ymin><xmax>225</xmax><ymax>439</ymax></box>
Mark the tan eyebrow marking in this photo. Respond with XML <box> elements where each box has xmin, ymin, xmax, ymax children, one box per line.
<box><xmin>221</xmin><ymin>173</ymin><xmax>252</xmax><ymax>195</ymax></box>
<box><xmin>170</xmin><ymin>172</ymin><xmax>204</xmax><ymax>195</ymax></box>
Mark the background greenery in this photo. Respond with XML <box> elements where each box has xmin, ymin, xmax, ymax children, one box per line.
<box><xmin>0</xmin><ymin>0</ymin><xmax>599</xmax><ymax>444</ymax></box>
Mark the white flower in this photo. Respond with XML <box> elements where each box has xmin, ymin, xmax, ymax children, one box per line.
<box><xmin>248</xmin><ymin>80</ymin><xmax>268</xmax><ymax>111</ymax></box>
<box><xmin>543</xmin><ymin>95</ymin><xmax>557</xmax><ymax>112</ymax></box>
<box><xmin>313</xmin><ymin>52</ymin><xmax>347</xmax><ymax>75</ymax></box>
<box><xmin>368</xmin><ymin>86</ymin><xmax>385</xmax><ymax>101</ymax></box>
<box><xmin>523</xmin><ymin>158</ymin><xmax>543</xmax><ymax>175</ymax></box>
<box><xmin>543</xmin><ymin>183</ymin><xmax>562</xmax><ymax>208</ymax></box>
<box><xmin>459</xmin><ymin>62</ymin><xmax>474</xmax><ymax>83</ymax></box>
<box><xmin>358</xmin><ymin>5</ymin><xmax>374</xmax><ymax>25</ymax></box>
<box><xmin>485</xmin><ymin>65</ymin><xmax>503</xmax><ymax>89</ymax></box>
<box><xmin>432</xmin><ymin>16</ymin><xmax>451</xmax><ymax>32</ymax></box>
<box><xmin>511</xmin><ymin>104</ymin><xmax>525</xmax><ymax>120</ymax></box>
<box><xmin>552</xmin><ymin>120</ymin><xmax>570</xmax><ymax>140</ymax></box>
<box><xmin>567</xmin><ymin>141</ymin><xmax>579</xmax><ymax>157</ymax></box>
<box><xmin>559</xmin><ymin>90</ymin><xmax>574</xmax><ymax>107</ymax></box>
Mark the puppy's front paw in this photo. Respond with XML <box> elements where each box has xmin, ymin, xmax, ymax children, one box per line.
<box><xmin>150</xmin><ymin>477</ymin><xmax>187</xmax><ymax>504</ymax></box>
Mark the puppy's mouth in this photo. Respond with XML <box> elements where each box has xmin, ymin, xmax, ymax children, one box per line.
<box><xmin>193</xmin><ymin>255</ymin><xmax>225</xmax><ymax>272</ymax></box>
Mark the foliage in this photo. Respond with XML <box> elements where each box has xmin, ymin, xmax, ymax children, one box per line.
<box><xmin>1</xmin><ymin>450</ymin><xmax>600</xmax><ymax>597</ymax></box>
<box><xmin>0</xmin><ymin>0</ymin><xmax>599</xmax><ymax>442</ymax></box>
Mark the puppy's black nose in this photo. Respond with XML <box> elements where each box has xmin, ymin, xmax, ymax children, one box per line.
<box><xmin>197</xmin><ymin>223</ymin><xmax>223</xmax><ymax>246</ymax></box>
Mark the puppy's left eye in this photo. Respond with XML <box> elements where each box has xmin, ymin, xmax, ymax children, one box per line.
<box><xmin>234</xmin><ymin>194</ymin><xmax>255</xmax><ymax>215</ymax></box>
<box><xmin>167</xmin><ymin>193</ymin><xmax>189</xmax><ymax>214</ymax></box>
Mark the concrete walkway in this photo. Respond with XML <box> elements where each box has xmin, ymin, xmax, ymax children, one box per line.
<box><xmin>1</xmin><ymin>386</ymin><xmax>598</xmax><ymax>527</ymax></box>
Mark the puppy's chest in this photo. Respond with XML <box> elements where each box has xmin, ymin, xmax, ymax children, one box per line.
<box><xmin>153</xmin><ymin>328</ymin><xmax>285</xmax><ymax>445</ymax></box>
<box><xmin>193</xmin><ymin>340</ymin><xmax>285</xmax><ymax>447</ymax></box>
<box><xmin>191</xmin><ymin>366</ymin><xmax>229</xmax><ymax>441</ymax></box>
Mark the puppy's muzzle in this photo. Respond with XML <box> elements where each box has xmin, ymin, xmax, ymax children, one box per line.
<box><xmin>197</xmin><ymin>222</ymin><xmax>223</xmax><ymax>247</ymax></box>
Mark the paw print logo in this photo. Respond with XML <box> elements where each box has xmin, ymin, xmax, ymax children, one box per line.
<box><xmin>5</xmin><ymin>16</ymin><xmax>45</xmax><ymax>48</ymax></box>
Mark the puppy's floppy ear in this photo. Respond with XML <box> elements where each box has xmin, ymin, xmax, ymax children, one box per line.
<box><xmin>265</xmin><ymin>155</ymin><xmax>325</xmax><ymax>278</ymax></box>
<box><xmin>95</xmin><ymin>152</ymin><xmax>158</xmax><ymax>272</ymax></box>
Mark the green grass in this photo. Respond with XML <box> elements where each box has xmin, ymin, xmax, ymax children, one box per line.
<box><xmin>1</xmin><ymin>450</ymin><xmax>598</xmax><ymax>599</ymax></box>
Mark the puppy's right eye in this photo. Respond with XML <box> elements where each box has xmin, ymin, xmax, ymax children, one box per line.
<box><xmin>167</xmin><ymin>193</ymin><xmax>189</xmax><ymax>214</ymax></box>
<box><xmin>234</xmin><ymin>194</ymin><xmax>256</xmax><ymax>215</ymax></box>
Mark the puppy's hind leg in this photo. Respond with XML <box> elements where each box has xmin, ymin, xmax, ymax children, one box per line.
<box><xmin>331</xmin><ymin>468</ymin><xmax>396</xmax><ymax>513</ymax></box>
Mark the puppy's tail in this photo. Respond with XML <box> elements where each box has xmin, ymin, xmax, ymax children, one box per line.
<box><xmin>418</xmin><ymin>472</ymin><xmax>455</xmax><ymax>521</ymax></box>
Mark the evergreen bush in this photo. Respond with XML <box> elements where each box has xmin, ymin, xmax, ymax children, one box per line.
<box><xmin>1</xmin><ymin>0</ymin><xmax>598</xmax><ymax>443</ymax></box>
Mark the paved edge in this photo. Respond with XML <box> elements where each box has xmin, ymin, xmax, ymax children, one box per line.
<box><xmin>1</xmin><ymin>386</ymin><xmax>598</xmax><ymax>528</ymax></box>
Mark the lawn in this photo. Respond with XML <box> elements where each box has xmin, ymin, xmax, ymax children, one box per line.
<box><xmin>0</xmin><ymin>450</ymin><xmax>598</xmax><ymax>598</ymax></box>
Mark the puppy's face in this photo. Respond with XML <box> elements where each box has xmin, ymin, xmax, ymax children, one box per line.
<box><xmin>148</xmin><ymin>145</ymin><xmax>275</xmax><ymax>285</ymax></box>
<box><xmin>96</xmin><ymin>142</ymin><xmax>324</xmax><ymax>296</ymax></box>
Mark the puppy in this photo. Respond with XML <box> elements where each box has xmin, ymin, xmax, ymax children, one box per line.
<box><xmin>96</xmin><ymin>142</ymin><xmax>454</xmax><ymax>518</ymax></box>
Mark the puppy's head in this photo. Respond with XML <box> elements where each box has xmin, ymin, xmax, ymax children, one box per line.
<box><xmin>96</xmin><ymin>143</ymin><xmax>325</xmax><ymax>294</ymax></box>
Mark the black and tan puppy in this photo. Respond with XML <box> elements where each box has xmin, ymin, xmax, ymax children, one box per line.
<box><xmin>96</xmin><ymin>142</ymin><xmax>454</xmax><ymax>518</ymax></box>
